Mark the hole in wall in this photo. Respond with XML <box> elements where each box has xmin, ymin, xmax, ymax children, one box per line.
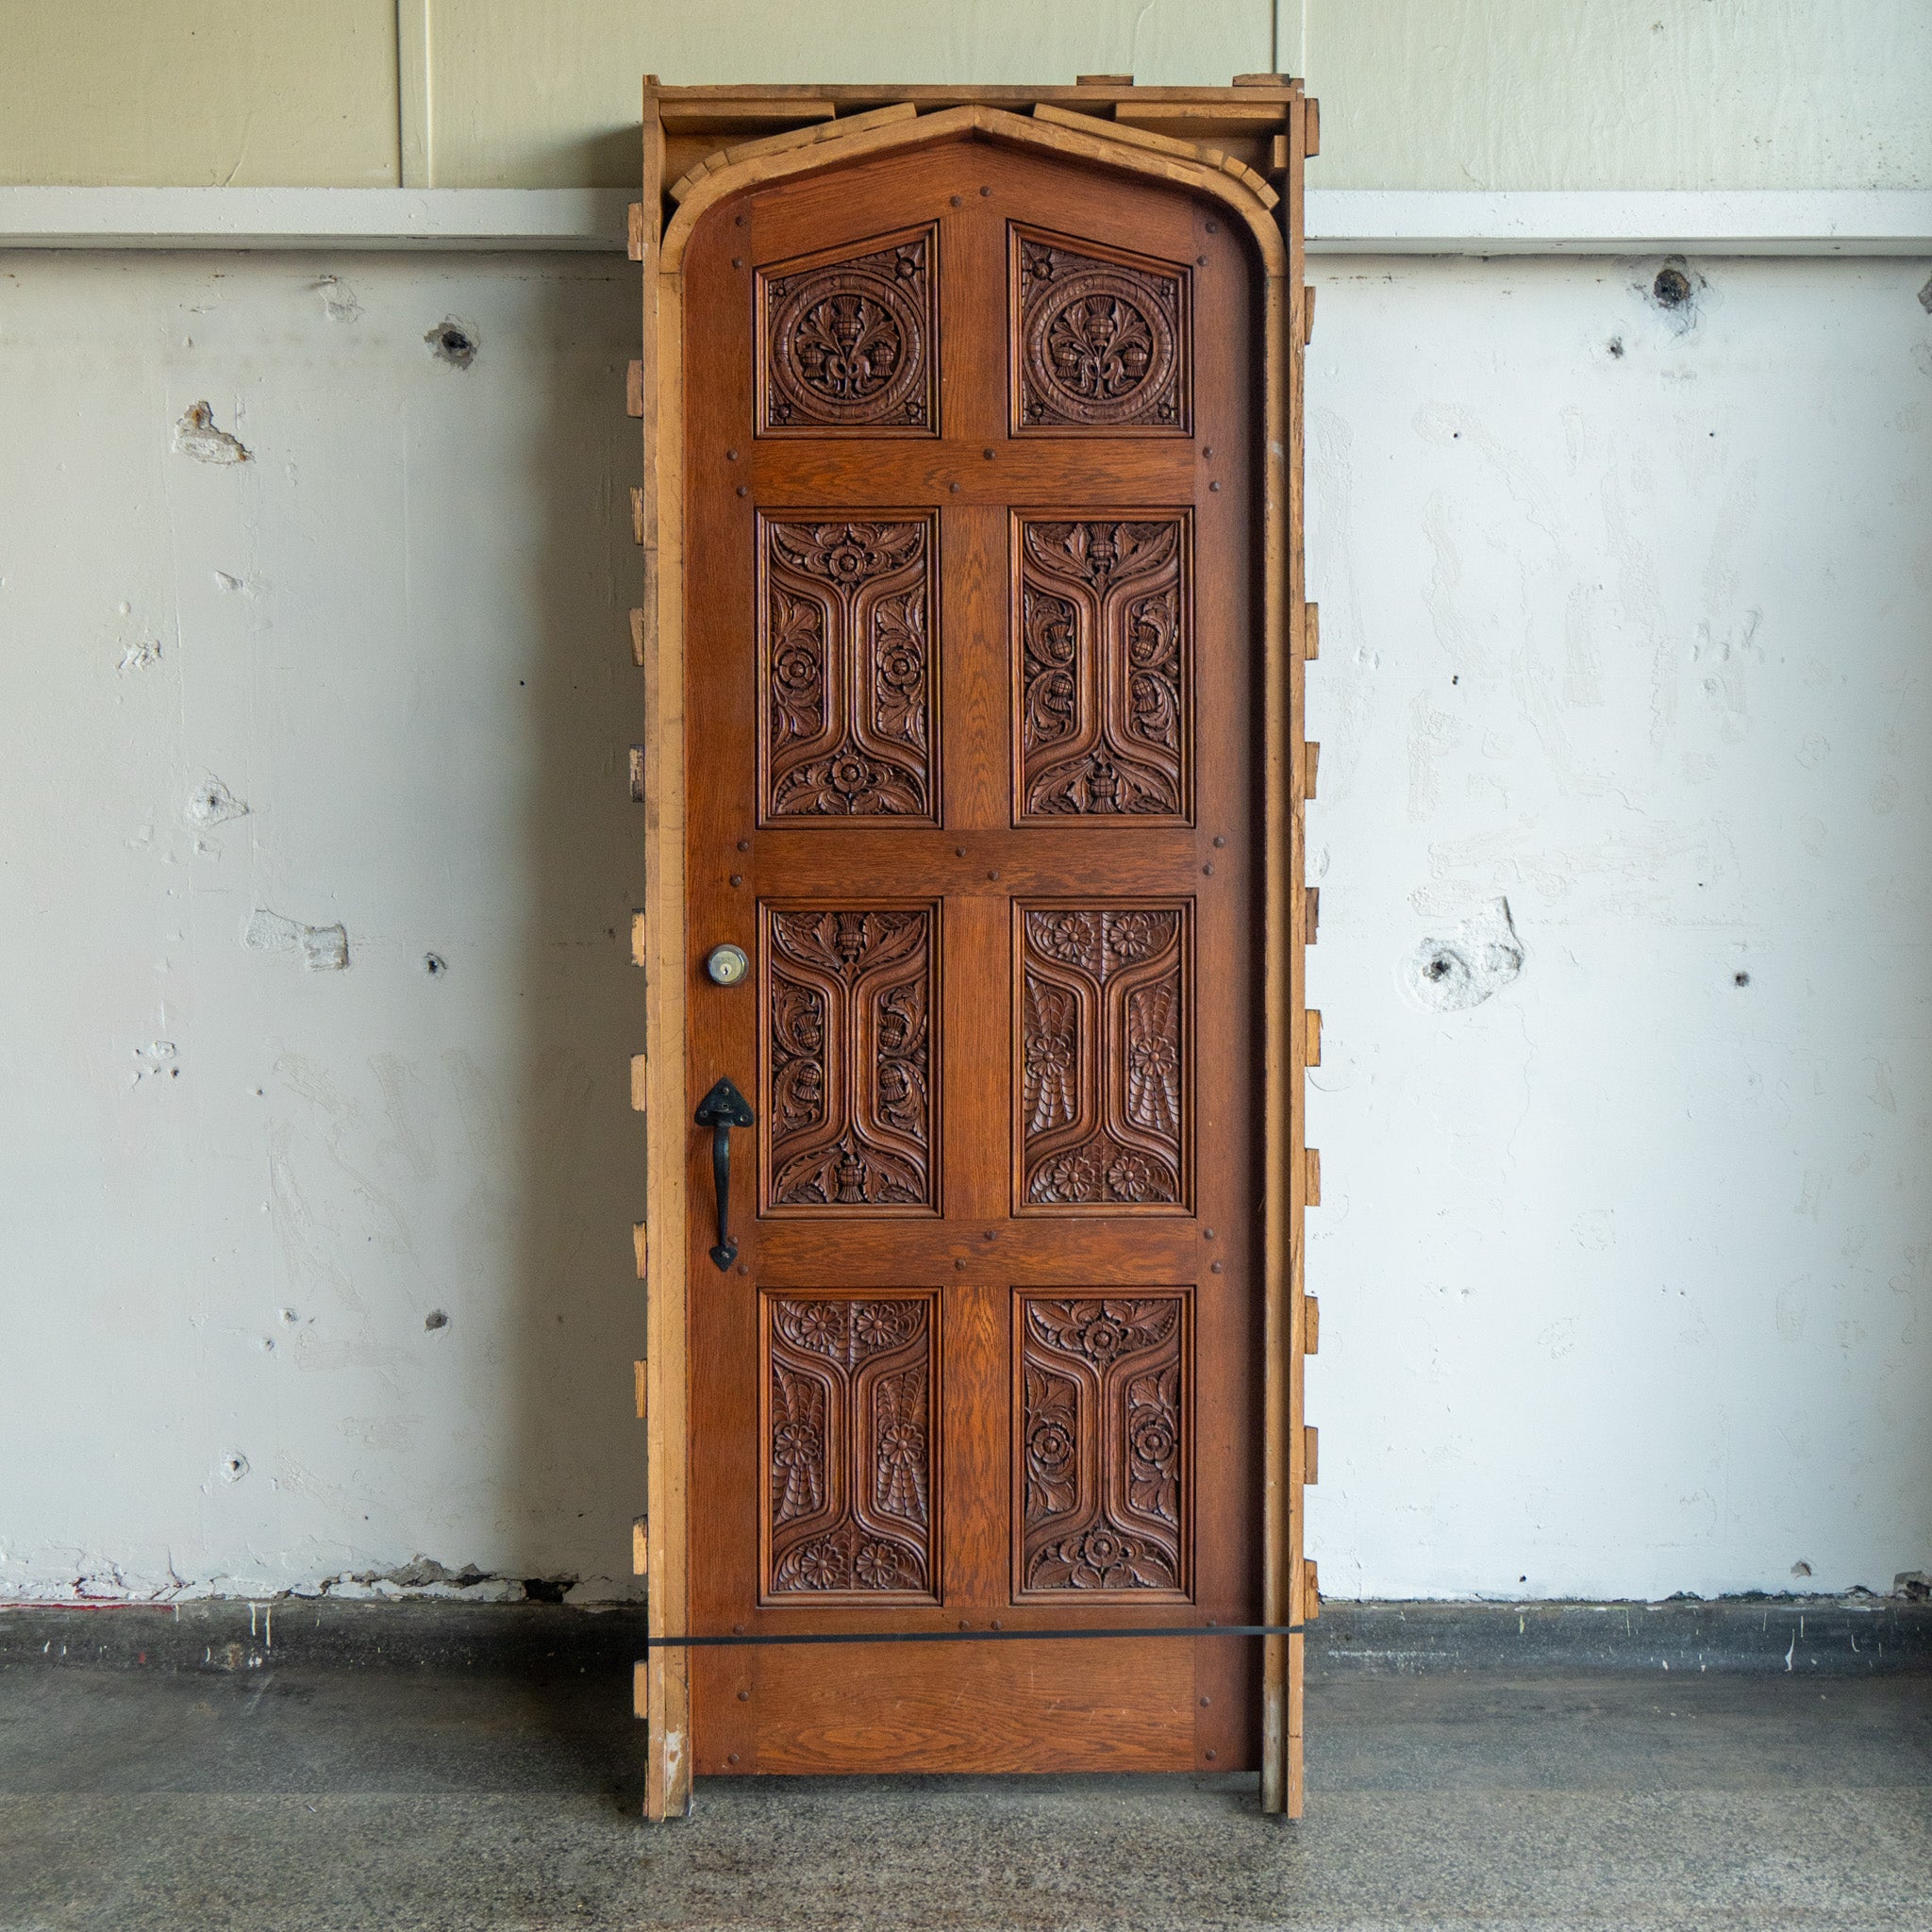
<box><xmin>425</xmin><ymin>320</ymin><xmax>478</xmax><ymax>368</ymax></box>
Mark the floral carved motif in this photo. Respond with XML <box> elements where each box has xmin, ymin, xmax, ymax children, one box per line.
<box><xmin>766</xmin><ymin>1293</ymin><xmax>935</xmax><ymax>1599</ymax></box>
<box><xmin>760</xmin><ymin>226</ymin><xmax>938</xmax><ymax>434</ymax></box>
<box><xmin>1017</xmin><ymin>1293</ymin><xmax>1187</xmax><ymax>1597</ymax></box>
<box><xmin>1017</xmin><ymin>516</ymin><xmax>1188</xmax><ymax>821</ymax></box>
<box><xmin>1012</xmin><ymin>227</ymin><xmax>1189</xmax><ymax>434</ymax></box>
<box><xmin>1019</xmin><ymin>906</ymin><xmax>1187</xmax><ymax>1210</ymax></box>
<box><xmin>765</xmin><ymin>907</ymin><xmax>936</xmax><ymax>1211</ymax></box>
<box><xmin>761</xmin><ymin>516</ymin><xmax>936</xmax><ymax>822</ymax></box>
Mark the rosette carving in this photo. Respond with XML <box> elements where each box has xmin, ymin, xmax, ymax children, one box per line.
<box><xmin>1012</xmin><ymin>226</ymin><xmax>1190</xmax><ymax>434</ymax></box>
<box><xmin>759</xmin><ymin>226</ymin><xmax>938</xmax><ymax>434</ymax></box>
<box><xmin>1016</xmin><ymin>1293</ymin><xmax>1188</xmax><ymax>1598</ymax></box>
<box><xmin>760</xmin><ymin>515</ymin><xmax>936</xmax><ymax>822</ymax></box>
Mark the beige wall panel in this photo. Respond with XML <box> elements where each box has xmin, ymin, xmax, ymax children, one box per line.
<box><xmin>0</xmin><ymin>0</ymin><xmax>400</xmax><ymax>188</ymax></box>
<box><xmin>1304</xmin><ymin>0</ymin><xmax>1932</xmax><ymax>190</ymax></box>
<box><xmin>426</xmin><ymin>0</ymin><xmax>1274</xmax><ymax>187</ymax></box>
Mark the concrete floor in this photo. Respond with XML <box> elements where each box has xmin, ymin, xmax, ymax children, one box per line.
<box><xmin>2</xmin><ymin>1663</ymin><xmax>1928</xmax><ymax>1930</ymax></box>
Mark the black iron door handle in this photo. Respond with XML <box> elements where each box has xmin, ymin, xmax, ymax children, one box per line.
<box><xmin>693</xmin><ymin>1076</ymin><xmax>756</xmax><ymax>1272</ymax></box>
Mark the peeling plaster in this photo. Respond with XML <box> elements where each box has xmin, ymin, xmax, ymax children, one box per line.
<box><xmin>1405</xmin><ymin>898</ymin><xmax>1524</xmax><ymax>1011</ymax></box>
<box><xmin>173</xmin><ymin>400</ymin><xmax>250</xmax><ymax>463</ymax></box>
<box><xmin>244</xmin><ymin>908</ymin><xmax>349</xmax><ymax>971</ymax></box>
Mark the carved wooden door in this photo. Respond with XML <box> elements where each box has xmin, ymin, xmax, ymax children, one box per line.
<box><xmin>682</xmin><ymin>130</ymin><xmax>1263</xmax><ymax>1776</ymax></box>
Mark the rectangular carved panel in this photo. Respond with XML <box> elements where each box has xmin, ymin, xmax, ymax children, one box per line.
<box><xmin>1014</xmin><ymin>513</ymin><xmax>1190</xmax><ymax>822</ymax></box>
<box><xmin>1016</xmin><ymin>903</ymin><xmax>1191</xmax><ymax>1212</ymax></box>
<box><xmin>763</xmin><ymin>904</ymin><xmax>939</xmax><ymax>1213</ymax></box>
<box><xmin>1009</xmin><ymin>224</ymin><xmax>1191</xmax><ymax>436</ymax></box>
<box><xmin>758</xmin><ymin>514</ymin><xmax>938</xmax><ymax>824</ymax></box>
<box><xmin>758</xmin><ymin>223</ymin><xmax>939</xmax><ymax>436</ymax></box>
<box><xmin>764</xmin><ymin>1291</ymin><xmax>938</xmax><ymax>1602</ymax></box>
<box><xmin>1015</xmin><ymin>1291</ymin><xmax>1191</xmax><ymax>1601</ymax></box>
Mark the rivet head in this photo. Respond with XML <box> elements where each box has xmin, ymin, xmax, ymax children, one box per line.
<box><xmin>1203</xmin><ymin>863</ymin><xmax>1214</xmax><ymax>875</ymax></box>
<box><xmin>982</xmin><ymin>448</ymin><xmax>995</xmax><ymax>459</ymax></box>
<box><xmin>1212</xmin><ymin>835</ymin><xmax>1226</xmax><ymax>847</ymax></box>
<box><xmin>954</xmin><ymin>1257</ymin><xmax>966</xmax><ymax>1270</ymax></box>
<box><xmin>1208</xmin><ymin>480</ymin><xmax>1222</xmax><ymax>491</ymax></box>
<box><xmin>736</xmin><ymin>485</ymin><xmax>748</xmax><ymax>497</ymax></box>
<box><xmin>1196</xmin><ymin>254</ymin><xmax>1208</xmax><ymax>266</ymax></box>
<box><xmin>1205</xmin><ymin>220</ymin><xmax>1219</xmax><ymax>234</ymax></box>
<box><xmin>1211</xmin><ymin>1260</ymin><xmax>1224</xmax><ymax>1274</ymax></box>
<box><xmin>729</xmin><ymin>873</ymin><xmax>743</xmax><ymax>887</ymax></box>
<box><xmin>731</xmin><ymin>257</ymin><xmax>743</xmax><ymax>269</ymax></box>
<box><xmin>737</xmin><ymin>1689</ymin><xmax>750</xmax><ymax>1701</ymax></box>
<box><xmin>982</xmin><ymin>1230</ymin><xmax>995</xmax><ymax>1241</ymax></box>
<box><xmin>1204</xmin><ymin>446</ymin><xmax>1215</xmax><ymax>458</ymax></box>
<box><xmin>950</xmin><ymin>194</ymin><xmax>963</xmax><ymax>208</ymax></box>
<box><xmin>727</xmin><ymin>1752</ymin><xmax>740</xmax><ymax>1765</ymax></box>
<box><xmin>734</xmin><ymin>214</ymin><xmax>746</xmax><ymax>226</ymax></box>
<box><xmin>978</xmin><ymin>186</ymin><xmax>991</xmax><ymax>197</ymax></box>
<box><xmin>1199</xmin><ymin>1695</ymin><xmax>1211</xmax><ymax>1707</ymax></box>
<box><xmin>948</xmin><ymin>481</ymin><xmax>960</xmax><ymax>492</ymax></box>
<box><xmin>955</xmin><ymin>846</ymin><xmax>967</xmax><ymax>858</ymax></box>
<box><xmin>1204</xmin><ymin>1748</ymin><xmax>1218</xmax><ymax>1761</ymax></box>
<box><xmin>725</xmin><ymin>449</ymin><xmax>739</xmax><ymax>461</ymax></box>
<box><xmin>732</xmin><ymin>1624</ymin><xmax>745</xmax><ymax>1634</ymax></box>
<box><xmin>1205</xmin><ymin>1228</ymin><xmax>1217</xmax><ymax>1241</ymax></box>
<box><xmin>737</xmin><ymin>840</ymin><xmax>750</xmax><ymax>852</ymax></box>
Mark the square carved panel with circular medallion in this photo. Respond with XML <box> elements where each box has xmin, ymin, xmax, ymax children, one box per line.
<box><xmin>1009</xmin><ymin>225</ymin><xmax>1191</xmax><ymax>436</ymax></box>
<box><xmin>757</xmin><ymin>224</ymin><xmax>940</xmax><ymax>437</ymax></box>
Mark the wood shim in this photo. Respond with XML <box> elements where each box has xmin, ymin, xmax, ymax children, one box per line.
<box><xmin>669</xmin><ymin>101</ymin><xmax>918</xmax><ymax>202</ymax></box>
<box><xmin>1031</xmin><ymin>102</ymin><xmax>1278</xmax><ymax>211</ymax></box>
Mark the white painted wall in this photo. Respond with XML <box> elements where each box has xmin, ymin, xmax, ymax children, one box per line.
<box><xmin>1</xmin><ymin>242</ymin><xmax>1928</xmax><ymax>1602</ymax></box>
<box><xmin>1305</xmin><ymin>252</ymin><xmax>1932</xmax><ymax>1597</ymax></box>
<box><xmin>0</xmin><ymin>252</ymin><xmax>645</xmax><ymax>1602</ymax></box>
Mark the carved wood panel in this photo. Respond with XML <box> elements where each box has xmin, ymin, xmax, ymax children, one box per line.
<box><xmin>1014</xmin><ymin>513</ymin><xmax>1190</xmax><ymax>822</ymax></box>
<box><xmin>758</xmin><ymin>514</ymin><xmax>938</xmax><ymax>823</ymax></box>
<box><xmin>758</xmin><ymin>224</ymin><xmax>939</xmax><ymax>435</ymax></box>
<box><xmin>763</xmin><ymin>904</ymin><xmax>939</xmax><ymax>1213</ymax></box>
<box><xmin>764</xmin><ymin>1291</ymin><xmax>938</xmax><ymax>1601</ymax></box>
<box><xmin>1010</xmin><ymin>225</ymin><xmax>1191</xmax><ymax>435</ymax></box>
<box><xmin>1015</xmin><ymin>1291</ymin><xmax>1190</xmax><ymax>1600</ymax></box>
<box><xmin>1017</xmin><ymin>903</ymin><xmax>1191</xmax><ymax>1212</ymax></box>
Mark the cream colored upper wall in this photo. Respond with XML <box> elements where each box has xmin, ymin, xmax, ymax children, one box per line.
<box><xmin>0</xmin><ymin>0</ymin><xmax>1924</xmax><ymax>191</ymax></box>
<box><xmin>0</xmin><ymin>0</ymin><xmax>400</xmax><ymax>188</ymax></box>
<box><xmin>1303</xmin><ymin>0</ymin><xmax>1932</xmax><ymax>191</ymax></box>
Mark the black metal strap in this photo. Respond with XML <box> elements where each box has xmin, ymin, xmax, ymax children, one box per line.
<box><xmin>643</xmin><ymin>1623</ymin><xmax>1305</xmax><ymax>1649</ymax></box>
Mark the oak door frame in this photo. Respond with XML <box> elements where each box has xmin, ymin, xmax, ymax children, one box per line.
<box><xmin>633</xmin><ymin>80</ymin><xmax>1317</xmax><ymax>1821</ymax></box>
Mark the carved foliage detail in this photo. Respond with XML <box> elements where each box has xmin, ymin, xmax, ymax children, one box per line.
<box><xmin>1018</xmin><ymin>1293</ymin><xmax>1188</xmax><ymax>1597</ymax></box>
<box><xmin>760</xmin><ymin>226</ymin><xmax>937</xmax><ymax>434</ymax></box>
<box><xmin>767</xmin><ymin>1293</ymin><xmax>935</xmax><ymax>1598</ymax></box>
<box><xmin>766</xmin><ymin>907</ymin><xmax>936</xmax><ymax>1211</ymax></box>
<box><xmin>761</xmin><ymin>516</ymin><xmax>936</xmax><ymax>822</ymax></box>
<box><xmin>1013</xmin><ymin>226</ymin><xmax>1190</xmax><ymax>434</ymax></box>
<box><xmin>1020</xmin><ymin>907</ymin><xmax>1187</xmax><ymax>1210</ymax></box>
<box><xmin>1018</xmin><ymin>516</ymin><xmax>1188</xmax><ymax>821</ymax></box>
